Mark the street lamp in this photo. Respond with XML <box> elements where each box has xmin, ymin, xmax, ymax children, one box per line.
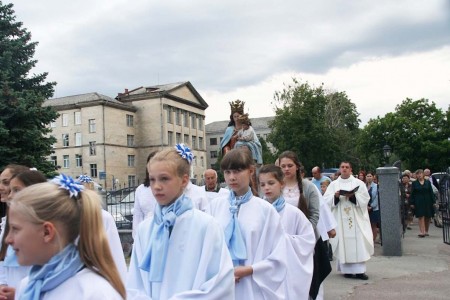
<box><xmin>383</xmin><ymin>144</ymin><xmax>392</xmax><ymax>167</ymax></box>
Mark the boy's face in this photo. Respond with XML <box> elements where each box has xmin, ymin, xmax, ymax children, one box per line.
<box><xmin>242</xmin><ymin>123</ymin><xmax>249</xmax><ymax>130</ymax></box>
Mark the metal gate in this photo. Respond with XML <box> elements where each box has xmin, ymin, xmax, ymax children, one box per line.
<box><xmin>439</xmin><ymin>175</ymin><xmax>450</xmax><ymax>244</ymax></box>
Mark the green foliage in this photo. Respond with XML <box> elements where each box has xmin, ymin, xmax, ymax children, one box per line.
<box><xmin>268</xmin><ymin>78</ymin><xmax>361</xmax><ymax>174</ymax></box>
<box><xmin>259</xmin><ymin>137</ymin><xmax>276</xmax><ymax>164</ymax></box>
<box><xmin>0</xmin><ymin>2</ymin><xmax>58</xmax><ymax>174</ymax></box>
<box><xmin>358</xmin><ymin>98</ymin><xmax>449</xmax><ymax>171</ymax></box>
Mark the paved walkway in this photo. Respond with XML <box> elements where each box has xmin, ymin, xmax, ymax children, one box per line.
<box><xmin>323</xmin><ymin>222</ymin><xmax>450</xmax><ymax>299</ymax></box>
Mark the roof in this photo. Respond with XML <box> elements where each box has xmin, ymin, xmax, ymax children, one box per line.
<box><xmin>206</xmin><ymin>116</ymin><xmax>275</xmax><ymax>134</ymax></box>
<box><xmin>44</xmin><ymin>92</ymin><xmax>136</xmax><ymax>112</ymax></box>
<box><xmin>116</xmin><ymin>81</ymin><xmax>208</xmax><ymax>110</ymax></box>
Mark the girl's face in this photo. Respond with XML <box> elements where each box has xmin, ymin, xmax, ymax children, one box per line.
<box><xmin>148</xmin><ymin>161</ymin><xmax>189</xmax><ymax>206</ymax></box>
<box><xmin>366</xmin><ymin>173</ymin><xmax>373</xmax><ymax>184</ymax></box>
<box><xmin>8</xmin><ymin>177</ymin><xmax>26</xmax><ymax>201</ymax></box>
<box><xmin>0</xmin><ymin>168</ymin><xmax>13</xmax><ymax>202</ymax></box>
<box><xmin>416</xmin><ymin>172</ymin><xmax>424</xmax><ymax>180</ymax></box>
<box><xmin>259</xmin><ymin>173</ymin><xmax>283</xmax><ymax>203</ymax></box>
<box><xmin>224</xmin><ymin>168</ymin><xmax>252</xmax><ymax>196</ymax></box>
<box><xmin>6</xmin><ymin>206</ymin><xmax>49</xmax><ymax>266</ymax></box>
<box><xmin>358</xmin><ymin>173</ymin><xmax>365</xmax><ymax>181</ymax></box>
<box><xmin>279</xmin><ymin>158</ymin><xmax>298</xmax><ymax>181</ymax></box>
<box><xmin>320</xmin><ymin>183</ymin><xmax>328</xmax><ymax>195</ymax></box>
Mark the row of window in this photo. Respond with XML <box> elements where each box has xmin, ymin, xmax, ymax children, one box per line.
<box><xmin>165</xmin><ymin>106</ymin><xmax>204</xmax><ymax>130</ymax></box>
<box><xmin>51</xmin><ymin>114</ymin><xmax>134</xmax><ymax>129</ymax></box>
<box><xmin>167</xmin><ymin>132</ymin><xmax>204</xmax><ymax>150</ymax></box>
<box><xmin>52</xmin><ymin>154</ymin><xmax>137</xmax><ymax>170</ymax></box>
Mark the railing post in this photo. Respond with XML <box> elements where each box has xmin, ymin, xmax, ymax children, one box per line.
<box><xmin>377</xmin><ymin>166</ymin><xmax>402</xmax><ymax>256</ymax></box>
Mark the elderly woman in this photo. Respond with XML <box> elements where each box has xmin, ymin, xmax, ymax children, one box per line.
<box><xmin>410</xmin><ymin>169</ymin><xmax>435</xmax><ymax>237</ymax></box>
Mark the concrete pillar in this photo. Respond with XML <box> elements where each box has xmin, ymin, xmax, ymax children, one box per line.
<box><xmin>377</xmin><ymin>167</ymin><xmax>402</xmax><ymax>256</ymax></box>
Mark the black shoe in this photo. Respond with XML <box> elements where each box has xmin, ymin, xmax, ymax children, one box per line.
<box><xmin>355</xmin><ymin>273</ymin><xmax>369</xmax><ymax>280</ymax></box>
<box><xmin>344</xmin><ymin>274</ymin><xmax>354</xmax><ymax>278</ymax></box>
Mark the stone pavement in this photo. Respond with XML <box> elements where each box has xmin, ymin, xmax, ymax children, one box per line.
<box><xmin>323</xmin><ymin>222</ymin><xmax>450</xmax><ymax>300</ymax></box>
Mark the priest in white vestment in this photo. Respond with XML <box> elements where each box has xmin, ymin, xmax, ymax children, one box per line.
<box><xmin>324</xmin><ymin>161</ymin><xmax>373</xmax><ymax>280</ymax></box>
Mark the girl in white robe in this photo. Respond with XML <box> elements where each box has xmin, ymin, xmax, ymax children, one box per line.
<box><xmin>9</xmin><ymin>175</ymin><xmax>125</xmax><ymax>299</ymax></box>
<box><xmin>259</xmin><ymin>164</ymin><xmax>316</xmax><ymax>300</ymax></box>
<box><xmin>207</xmin><ymin>148</ymin><xmax>288</xmax><ymax>300</ymax></box>
<box><xmin>127</xmin><ymin>144</ymin><xmax>234</xmax><ymax>300</ymax></box>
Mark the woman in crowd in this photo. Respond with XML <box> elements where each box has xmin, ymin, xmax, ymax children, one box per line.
<box><xmin>366</xmin><ymin>171</ymin><xmax>380</xmax><ymax>243</ymax></box>
<box><xmin>207</xmin><ymin>148</ymin><xmax>287</xmax><ymax>299</ymax></box>
<box><xmin>410</xmin><ymin>169</ymin><xmax>435</xmax><ymax>238</ymax></box>
<box><xmin>8</xmin><ymin>175</ymin><xmax>125</xmax><ymax>299</ymax></box>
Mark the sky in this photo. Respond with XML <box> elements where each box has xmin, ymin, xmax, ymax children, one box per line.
<box><xmin>10</xmin><ymin>0</ymin><xmax>450</xmax><ymax>126</ymax></box>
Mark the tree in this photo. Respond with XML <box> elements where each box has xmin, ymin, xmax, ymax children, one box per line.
<box><xmin>358</xmin><ymin>98</ymin><xmax>449</xmax><ymax>171</ymax></box>
<box><xmin>259</xmin><ymin>137</ymin><xmax>276</xmax><ymax>164</ymax></box>
<box><xmin>0</xmin><ymin>2</ymin><xmax>58</xmax><ymax>174</ymax></box>
<box><xmin>268</xmin><ymin>78</ymin><xmax>361</xmax><ymax>174</ymax></box>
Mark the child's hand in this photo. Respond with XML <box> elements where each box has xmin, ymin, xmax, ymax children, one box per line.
<box><xmin>0</xmin><ymin>286</ymin><xmax>15</xmax><ymax>300</ymax></box>
<box><xmin>327</xmin><ymin>229</ymin><xmax>336</xmax><ymax>238</ymax></box>
<box><xmin>234</xmin><ymin>265</ymin><xmax>253</xmax><ymax>283</ymax></box>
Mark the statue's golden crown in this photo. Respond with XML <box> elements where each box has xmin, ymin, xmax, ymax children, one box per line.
<box><xmin>229</xmin><ymin>100</ymin><xmax>245</xmax><ymax>114</ymax></box>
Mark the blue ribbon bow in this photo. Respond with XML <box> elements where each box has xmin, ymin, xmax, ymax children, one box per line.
<box><xmin>139</xmin><ymin>195</ymin><xmax>193</xmax><ymax>282</ymax></box>
<box><xmin>174</xmin><ymin>143</ymin><xmax>194</xmax><ymax>164</ymax></box>
<box><xmin>224</xmin><ymin>188</ymin><xmax>252</xmax><ymax>266</ymax></box>
<box><xmin>51</xmin><ymin>174</ymin><xmax>84</xmax><ymax>198</ymax></box>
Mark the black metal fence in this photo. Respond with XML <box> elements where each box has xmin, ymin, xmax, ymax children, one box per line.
<box><xmin>438</xmin><ymin>174</ymin><xmax>450</xmax><ymax>244</ymax></box>
<box><xmin>105</xmin><ymin>185</ymin><xmax>137</xmax><ymax>230</ymax></box>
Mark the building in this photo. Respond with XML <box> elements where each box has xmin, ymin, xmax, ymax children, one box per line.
<box><xmin>205</xmin><ymin>116</ymin><xmax>275</xmax><ymax>169</ymax></box>
<box><xmin>44</xmin><ymin>82</ymin><xmax>208</xmax><ymax>189</ymax></box>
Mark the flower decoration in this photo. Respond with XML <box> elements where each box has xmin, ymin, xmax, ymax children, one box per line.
<box><xmin>175</xmin><ymin>143</ymin><xmax>194</xmax><ymax>164</ymax></box>
<box><xmin>78</xmin><ymin>175</ymin><xmax>93</xmax><ymax>183</ymax></box>
<box><xmin>51</xmin><ymin>174</ymin><xmax>84</xmax><ymax>198</ymax></box>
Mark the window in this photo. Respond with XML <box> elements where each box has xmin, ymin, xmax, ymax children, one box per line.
<box><xmin>89</xmin><ymin>141</ymin><xmax>96</xmax><ymax>156</ymax></box>
<box><xmin>128</xmin><ymin>155</ymin><xmax>135</xmax><ymax>167</ymax></box>
<box><xmin>210</xmin><ymin>151</ymin><xmax>218</xmax><ymax>158</ymax></box>
<box><xmin>193</xmin><ymin>156</ymin><xmax>197</xmax><ymax>166</ymax></box>
<box><xmin>128</xmin><ymin>175</ymin><xmax>136</xmax><ymax>187</ymax></box>
<box><xmin>166</xmin><ymin>106</ymin><xmax>173</xmax><ymax>123</ymax></box>
<box><xmin>127</xmin><ymin>135</ymin><xmax>134</xmax><ymax>147</ymax></box>
<box><xmin>176</xmin><ymin>133</ymin><xmax>181</xmax><ymax>144</ymax></box>
<box><xmin>126</xmin><ymin>114</ymin><xmax>134</xmax><ymax>127</ymax></box>
<box><xmin>168</xmin><ymin>131</ymin><xmax>173</xmax><ymax>146</ymax></box>
<box><xmin>62</xmin><ymin>114</ymin><xmax>68</xmax><ymax>127</ymax></box>
<box><xmin>90</xmin><ymin>164</ymin><xmax>98</xmax><ymax>178</ymax></box>
<box><xmin>198</xmin><ymin>117</ymin><xmax>203</xmax><ymax>130</ymax></box>
<box><xmin>74</xmin><ymin>112</ymin><xmax>81</xmax><ymax>125</ymax></box>
<box><xmin>192</xmin><ymin>136</ymin><xmax>197</xmax><ymax>149</ymax></box>
<box><xmin>50</xmin><ymin>156</ymin><xmax>57</xmax><ymax>166</ymax></box>
<box><xmin>75</xmin><ymin>132</ymin><xmax>82</xmax><ymax>146</ymax></box>
<box><xmin>183</xmin><ymin>111</ymin><xmax>189</xmax><ymax>127</ymax></box>
<box><xmin>210</xmin><ymin>137</ymin><xmax>217</xmax><ymax>146</ymax></box>
<box><xmin>198</xmin><ymin>137</ymin><xmax>203</xmax><ymax>150</ymax></box>
<box><xmin>175</xmin><ymin>109</ymin><xmax>181</xmax><ymax>125</ymax></box>
<box><xmin>191</xmin><ymin>114</ymin><xmax>196</xmax><ymax>129</ymax></box>
<box><xmin>50</xmin><ymin>121</ymin><xmax>56</xmax><ymax>128</ymax></box>
<box><xmin>201</xmin><ymin>156</ymin><xmax>204</xmax><ymax>167</ymax></box>
<box><xmin>184</xmin><ymin>134</ymin><xmax>189</xmax><ymax>145</ymax></box>
<box><xmin>89</xmin><ymin>119</ymin><xmax>96</xmax><ymax>133</ymax></box>
<box><xmin>63</xmin><ymin>155</ymin><xmax>69</xmax><ymax>168</ymax></box>
<box><xmin>62</xmin><ymin>134</ymin><xmax>69</xmax><ymax>147</ymax></box>
<box><xmin>76</xmin><ymin>154</ymin><xmax>82</xmax><ymax>167</ymax></box>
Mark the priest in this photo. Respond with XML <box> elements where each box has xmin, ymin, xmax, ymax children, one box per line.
<box><xmin>323</xmin><ymin>161</ymin><xmax>374</xmax><ymax>280</ymax></box>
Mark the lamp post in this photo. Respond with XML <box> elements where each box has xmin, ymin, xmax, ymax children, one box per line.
<box><xmin>383</xmin><ymin>144</ymin><xmax>392</xmax><ymax>167</ymax></box>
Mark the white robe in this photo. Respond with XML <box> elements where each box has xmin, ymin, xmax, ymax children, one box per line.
<box><xmin>323</xmin><ymin>176</ymin><xmax>374</xmax><ymax>271</ymax></box>
<box><xmin>184</xmin><ymin>182</ymin><xmax>209</xmax><ymax>212</ymax></box>
<box><xmin>204</xmin><ymin>187</ymin><xmax>229</xmax><ymax>203</ymax></box>
<box><xmin>127</xmin><ymin>208</ymin><xmax>234</xmax><ymax>300</ymax></box>
<box><xmin>316</xmin><ymin>189</ymin><xmax>337</xmax><ymax>242</ymax></box>
<box><xmin>279</xmin><ymin>203</ymin><xmax>315</xmax><ymax>300</ymax></box>
<box><xmin>102</xmin><ymin>210</ymin><xmax>128</xmax><ymax>283</ymax></box>
<box><xmin>132</xmin><ymin>184</ymin><xmax>157</xmax><ymax>239</ymax></box>
<box><xmin>207</xmin><ymin>195</ymin><xmax>287</xmax><ymax>300</ymax></box>
<box><xmin>16</xmin><ymin>268</ymin><xmax>123</xmax><ymax>300</ymax></box>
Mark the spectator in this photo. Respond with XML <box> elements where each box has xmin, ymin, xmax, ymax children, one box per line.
<box><xmin>311</xmin><ymin>166</ymin><xmax>331</xmax><ymax>191</ymax></box>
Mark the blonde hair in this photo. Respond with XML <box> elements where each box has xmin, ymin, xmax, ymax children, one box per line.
<box><xmin>149</xmin><ymin>147</ymin><xmax>190</xmax><ymax>177</ymax></box>
<box><xmin>10</xmin><ymin>182</ymin><xmax>126</xmax><ymax>298</ymax></box>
